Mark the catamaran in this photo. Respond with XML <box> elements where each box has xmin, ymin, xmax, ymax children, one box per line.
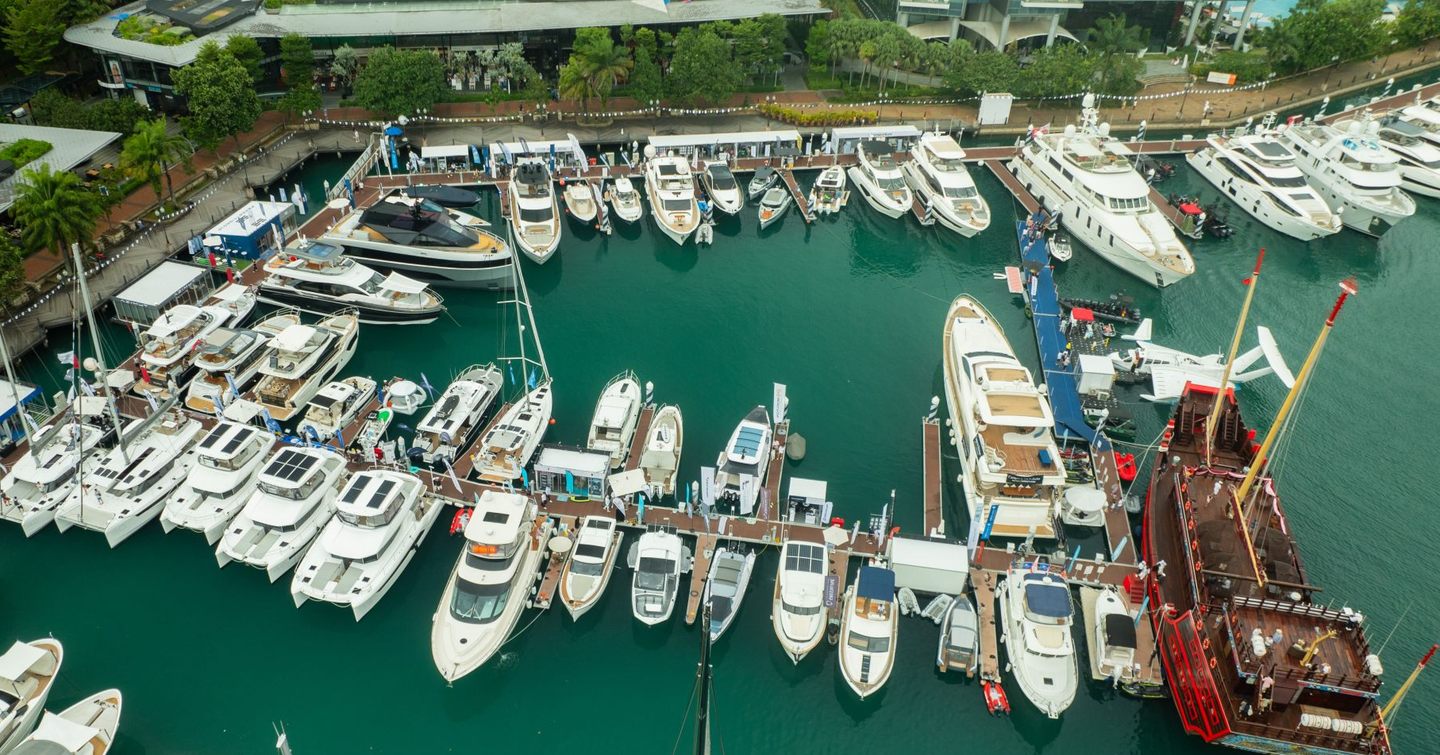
<box><xmin>215</xmin><ymin>446</ymin><xmax>348</xmax><ymax>581</ymax></box>
<box><xmin>160</xmin><ymin>421</ymin><xmax>272</xmax><ymax>544</ymax></box>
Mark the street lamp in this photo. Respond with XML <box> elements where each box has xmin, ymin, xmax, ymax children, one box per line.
<box><xmin>1323</xmin><ymin>54</ymin><xmax>1342</xmax><ymax>90</ymax></box>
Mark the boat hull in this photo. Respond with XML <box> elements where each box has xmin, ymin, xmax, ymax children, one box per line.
<box><xmin>1185</xmin><ymin>150</ymin><xmax>1341</xmax><ymax>241</ymax></box>
<box><xmin>847</xmin><ymin>167</ymin><xmax>908</xmax><ymax>218</ymax></box>
<box><xmin>256</xmin><ymin>289</ymin><xmax>442</xmax><ymax>325</ymax></box>
<box><xmin>335</xmin><ymin>245</ymin><xmax>513</xmax><ymax>290</ymax></box>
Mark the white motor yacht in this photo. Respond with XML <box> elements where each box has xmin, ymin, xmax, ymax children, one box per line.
<box><xmin>322</xmin><ymin>192</ymin><xmax>513</xmax><ymax>290</ymax></box>
<box><xmin>941</xmin><ymin>295</ymin><xmax>1064</xmax><ymax>538</ymax></box>
<box><xmin>606</xmin><ymin>178</ymin><xmax>644</xmax><ymax>223</ymax></box>
<box><xmin>746</xmin><ymin>166</ymin><xmax>777</xmax><ymax>200</ymax></box>
<box><xmin>848</xmin><ymin>141</ymin><xmax>912</xmax><ymax>218</ymax></box>
<box><xmin>0</xmin><ymin>638</ymin><xmax>63</xmax><ymax>752</ymax></box>
<box><xmin>906</xmin><ymin>132</ymin><xmax>991</xmax><ymax>236</ymax></box>
<box><xmin>561</xmin><ymin>180</ymin><xmax>598</xmax><ymax>224</ymax></box>
<box><xmin>808</xmin><ymin>166</ymin><xmax>848</xmax><ymax>215</ymax></box>
<box><xmin>207</xmin><ymin>281</ymin><xmax>258</xmax><ymax>325</ymax></box>
<box><xmin>998</xmin><ymin>557</ymin><xmax>1078</xmax><ymax>718</ymax></box>
<box><xmin>410</xmin><ymin>364</ymin><xmax>502</xmax><ymax>467</ymax></box>
<box><xmin>296</xmin><ymin>376</ymin><xmax>377</xmax><ymax>443</ymax></box>
<box><xmin>1353</xmin><ymin>113</ymin><xmax>1440</xmax><ymax>198</ymax></box>
<box><xmin>247</xmin><ymin>310</ymin><xmax>359</xmax><ymax>422</ymax></box>
<box><xmin>431</xmin><ymin>490</ymin><xmax>550</xmax><ymax>681</ymax></box>
<box><xmin>1009</xmin><ymin>96</ymin><xmax>1194</xmax><ymax>287</ymax></box>
<box><xmin>839</xmin><ymin>565</ymin><xmax>899</xmax><ymax>699</ymax></box>
<box><xmin>130</xmin><ymin>303</ymin><xmax>234</xmax><ymax>399</ymax></box>
<box><xmin>1</xmin><ymin>413</ymin><xmax>111</xmax><ymax>536</ymax></box>
<box><xmin>160</xmin><ymin>421</ymin><xmax>271</xmax><ymax>544</ymax></box>
<box><xmin>700</xmin><ymin>162</ymin><xmax>744</xmax><ymax>214</ymax></box>
<box><xmin>757</xmin><ymin>187</ymin><xmax>792</xmax><ymax>229</ymax></box>
<box><xmin>938</xmin><ymin>593</ymin><xmax>980</xmax><ymax>677</ymax></box>
<box><xmin>628</xmin><ymin>527</ymin><xmax>688</xmax><ymax>625</ymax></box>
<box><xmin>585</xmin><ymin>371</ymin><xmax>641</xmax><ymax>469</ymax></box>
<box><xmin>713</xmin><ymin>405</ymin><xmax>771</xmax><ymax>515</ymax></box>
<box><xmin>263</xmin><ymin>241</ymin><xmax>445</xmax><ymax>325</ymax></box>
<box><xmin>644</xmin><ymin>154</ymin><xmax>700</xmax><ymax>245</ymax></box>
<box><xmin>1186</xmin><ymin>127</ymin><xmax>1342</xmax><ymax>240</ymax></box>
<box><xmin>54</xmin><ymin>409</ymin><xmax>203</xmax><ymax>547</ymax></box>
<box><xmin>182</xmin><ymin>310</ymin><xmax>297</xmax><ymax>415</ymax></box>
<box><xmin>558</xmin><ymin>515</ymin><xmax>624</xmax><ymax>621</ymax></box>
<box><xmin>291</xmin><ymin>469</ymin><xmax>442</xmax><ymax>621</ymax></box>
<box><xmin>471</xmin><ymin>380</ymin><xmax>552</xmax><ymax>484</ymax></box>
<box><xmin>1085</xmin><ymin>586</ymin><xmax>1140</xmax><ymax>688</ymax></box>
<box><xmin>1278</xmin><ymin>118</ymin><xmax>1415</xmax><ymax>236</ymax></box>
<box><xmin>215</xmin><ymin>446</ymin><xmax>347</xmax><ymax>581</ymax></box>
<box><xmin>10</xmin><ymin>689</ymin><xmax>120</xmax><ymax>755</ymax></box>
<box><xmin>638</xmin><ymin>404</ymin><xmax>683</xmax><ymax>496</ymax></box>
<box><xmin>771</xmin><ymin>540</ymin><xmax>827</xmax><ymax>663</ymax></box>
<box><xmin>704</xmin><ymin>546</ymin><xmax>754</xmax><ymax>642</ymax></box>
<box><xmin>509</xmin><ymin>159</ymin><xmax>562</xmax><ymax>263</ymax></box>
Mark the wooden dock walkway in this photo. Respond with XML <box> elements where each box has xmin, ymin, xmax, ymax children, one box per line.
<box><xmin>779</xmin><ymin>169</ymin><xmax>814</xmax><ymax>223</ymax></box>
<box><xmin>909</xmin><ymin>192</ymin><xmax>935</xmax><ymax>226</ymax></box>
<box><xmin>1148</xmin><ymin>187</ymin><xmax>1198</xmax><ymax>237</ymax></box>
<box><xmin>763</xmin><ymin>420</ymin><xmax>789</xmax><ymax>521</ymax></box>
<box><xmin>972</xmin><ymin>569</ymin><xmax>1002</xmax><ymax>682</ymax></box>
<box><xmin>1094</xmin><ymin>449</ymin><xmax>1137</xmax><ymax>565</ymax></box>
<box><xmin>624</xmin><ymin>404</ymin><xmax>654</xmax><ymax>473</ymax></box>
<box><xmin>685</xmin><ymin>533</ymin><xmax>717</xmax><ymax>624</ymax></box>
<box><xmin>826</xmin><ymin>546</ymin><xmax>851</xmax><ymax>623</ymax></box>
<box><xmin>984</xmin><ymin>159</ymin><xmax>1040</xmax><ymax>216</ymax></box>
<box><xmin>497</xmin><ymin>181</ymin><xmax>511</xmax><ymax>219</ymax></box>
<box><xmin>531</xmin><ymin>515</ymin><xmax>575</xmax><ymax>611</ymax></box>
<box><xmin>921</xmin><ymin>418</ymin><xmax>944</xmax><ymax>539</ymax></box>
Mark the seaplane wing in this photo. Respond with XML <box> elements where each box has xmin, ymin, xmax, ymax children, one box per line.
<box><xmin>1145</xmin><ymin>365</ymin><xmax>1221</xmax><ymax>403</ymax></box>
<box><xmin>1255</xmin><ymin>326</ymin><xmax>1296</xmax><ymax>388</ymax></box>
<box><xmin>1122</xmin><ymin>318</ymin><xmax>1154</xmax><ymax>342</ymax></box>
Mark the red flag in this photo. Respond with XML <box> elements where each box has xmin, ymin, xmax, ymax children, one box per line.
<box><xmin>140</xmin><ymin>365</ymin><xmax>150</xmax><ymax>384</ymax></box>
<box><xmin>208</xmin><ymin>251</ymin><xmax>217</xmax><ymax>267</ymax></box>
<box><xmin>225</xmin><ymin>267</ymin><xmax>236</xmax><ymax>283</ymax></box>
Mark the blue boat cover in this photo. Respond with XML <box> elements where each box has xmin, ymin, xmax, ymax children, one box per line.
<box><xmin>857</xmin><ymin>566</ymin><xmax>896</xmax><ymax>601</ymax></box>
<box><xmin>1022</xmin><ymin>573</ymin><xmax>1071</xmax><ymax>618</ymax></box>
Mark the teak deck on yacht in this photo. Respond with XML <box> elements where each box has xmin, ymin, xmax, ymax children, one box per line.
<box><xmin>685</xmin><ymin>533</ymin><xmax>717</xmax><ymax>625</ymax></box>
<box><xmin>978</xmin><ymin>424</ymin><xmax>1053</xmax><ymax>476</ymax></box>
<box><xmin>922</xmin><ymin>418</ymin><xmax>943</xmax><ymax>538</ymax></box>
<box><xmin>984</xmin><ymin>392</ymin><xmax>1048</xmax><ymax>419</ymax></box>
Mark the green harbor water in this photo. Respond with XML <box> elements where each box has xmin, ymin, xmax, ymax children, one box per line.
<box><xmin>1</xmin><ymin>150</ymin><xmax>1436</xmax><ymax>754</ymax></box>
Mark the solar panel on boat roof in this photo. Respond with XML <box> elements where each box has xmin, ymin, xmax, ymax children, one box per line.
<box><xmin>732</xmin><ymin>427</ymin><xmax>765</xmax><ymax>456</ymax></box>
<box><xmin>366</xmin><ymin>479</ymin><xmax>397</xmax><ymax>510</ymax></box>
<box><xmin>266</xmin><ymin>449</ymin><xmax>317</xmax><ymax>482</ymax></box>
<box><xmin>482</xmin><ymin>511</ymin><xmax>510</xmax><ymax>524</ymax></box>
<box><xmin>221</xmin><ymin>427</ymin><xmax>253</xmax><ymax>455</ymax></box>
<box><xmin>199</xmin><ymin>424</ymin><xmax>229</xmax><ymax>449</ymax></box>
<box><xmin>785</xmin><ymin>543</ymin><xmax>824</xmax><ymax>574</ymax></box>
<box><xmin>340</xmin><ymin>478</ymin><xmax>366</xmax><ymax>504</ymax></box>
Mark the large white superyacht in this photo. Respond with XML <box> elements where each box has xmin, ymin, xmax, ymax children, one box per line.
<box><xmin>1279</xmin><ymin>117</ymin><xmax>1415</xmax><ymax>236</ymax></box>
<box><xmin>1186</xmin><ymin>123</ymin><xmax>1343</xmax><ymax>239</ymax></box>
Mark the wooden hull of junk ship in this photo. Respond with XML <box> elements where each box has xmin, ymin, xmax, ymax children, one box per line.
<box><xmin>1143</xmin><ymin>384</ymin><xmax>1390</xmax><ymax>755</ymax></box>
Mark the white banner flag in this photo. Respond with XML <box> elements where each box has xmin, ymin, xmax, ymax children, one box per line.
<box><xmin>772</xmin><ymin>382</ymin><xmax>787</xmax><ymax>425</ymax></box>
<box><xmin>700</xmin><ymin>466</ymin><xmax>716</xmax><ymax>509</ymax></box>
<box><xmin>738</xmin><ymin>474</ymin><xmax>757</xmax><ymax>516</ymax></box>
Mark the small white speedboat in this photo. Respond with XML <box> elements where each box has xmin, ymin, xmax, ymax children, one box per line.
<box><xmin>704</xmin><ymin>546</ymin><xmax>755</xmax><ymax>642</ymax></box>
<box><xmin>559</xmin><ymin>515</ymin><xmax>624</xmax><ymax>621</ymax></box>
<box><xmin>586</xmin><ymin>371</ymin><xmax>642</xmax><ymax>469</ymax></box>
<box><xmin>296</xmin><ymin>375</ymin><xmax>376</xmax><ymax>444</ymax></box>
<box><xmin>10</xmin><ymin>688</ymin><xmax>121</xmax><ymax>755</ymax></box>
<box><xmin>562</xmin><ymin>180</ymin><xmax>598</xmax><ymax>224</ymax></box>
<box><xmin>772</xmin><ymin>539</ymin><xmax>827</xmax><ymax>663</ymax></box>
<box><xmin>758</xmin><ymin>186</ymin><xmax>792</xmax><ymax>229</ymax></box>
<box><xmin>0</xmin><ymin>638</ymin><xmax>63</xmax><ymax>753</ymax></box>
<box><xmin>607</xmin><ymin>178</ymin><xmax>644</xmax><ymax>224</ymax></box>
<box><xmin>160</xmin><ymin>421</ymin><xmax>272</xmax><ymax>544</ymax></box>
<box><xmin>638</xmin><ymin>404</ymin><xmax>683</xmax><ymax>496</ymax></box>
<box><xmin>839</xmin><ymin>564</ymin><xmax>899</xmax><ymax>699</ymax></box>
<box><xmin>627</xmin><ymin>527</ymin><xmax>689</xmax><ymax>625</ymax></box>
<box><xmin>713</xmin><ymin>405</ymin><xmax>772</xmax><ymax>515</ymax></box>
<box><xmin>938</xmin><ymin>592</ymin><xmax>980</xmax><ymax>677</ymax></box>
<box><xmin>747</xmin><ymin>166</ymin><xmax>777</xmax><ymax>200</ymax></box>
<box><xmin>1090</xmin><ymin>586</ymin><xmax>1140</xmax><ymax>687</ymax></box>
<box><xmin>700</xmin><ymin>162</ymin><xmax>744</xmax><ymax>215</ymax></box>
<box><xmin>808</xmin><ymin>166</ymin><xmax>848</xmax><ymax>215</ymax></box>
<box><xmin>1050</xmin><ymin>231</ymin><xmax>1074</xmax><ymax>262</ymax></box>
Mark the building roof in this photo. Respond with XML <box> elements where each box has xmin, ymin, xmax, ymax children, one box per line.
<box><xmin>68</xmin><ymin>0</ymin><xmax>827</xmax><ymax>66</ymax></box>
<box><xmin>0</xmin><ymin>123</ymin><xmax>121</xmax><ymax>213</ymax></box>
<box><xmin>0</xmin><ymin>72</ymin><xmax>68</xmax><ymax>110</ymax></box>
<box><xmin>114</xmin><ymin>260</ymin><xmax>208</xmax><ymax>307</ymax></box>
<box><xmin>209</xmin><ymin>200</ymin><xmax>293</xmax><ymax>239</ymax></box>
<box><xmin>0</xmin><ymin>378</ymin><xmax>41</xmax><ymax>425</ymax></box>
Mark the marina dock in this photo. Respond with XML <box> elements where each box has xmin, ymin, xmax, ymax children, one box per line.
<box><xmin>983</xmin><ymin>160</ymin><xmax>1039</xmax><ymax>215</ymax></box>
<box><xmin>921</xmin><ymin>418</ymin><xmax>943</xmax><ymax>539</ymax></box>
<box><xmin>972</xmin><ymin>569</ymin><xmax>1002</xmax><ymax>682</ymax></box>
<box><xmin>685</xmin><ymin>533</ymin><xmax>717</xmax><ymax>624</ymax></box>
<box><xmin>778</xmin><ymin>169</ymin><xmax>815</xmax><ymax>223</ymax></box>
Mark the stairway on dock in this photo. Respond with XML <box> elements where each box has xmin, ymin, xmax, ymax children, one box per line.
<box><xmin>779</xmin><ymin>169</ymin><xmax>815</xmax><ymax>223</ymax></box>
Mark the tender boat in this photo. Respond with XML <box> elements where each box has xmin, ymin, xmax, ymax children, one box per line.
<box><xmin>627</xmin><ymin>526</ymin><xmax>688</xmax><ymax>626</ymax></box>
<box><xmin>606</xmin><ymin>178</ymin><xmax>644</xmax><ymax>223</ymax></box>
<box><xmin>247</xmin><ymin>310</ymin><xmax>359</xmax><ymax>422</ymax></box>
<box><xmin>1279</xmin><ymin>118</ymin><xmax>1415</xmax><ymax>236</ymax></box>
<box><xmin>1009</xmin><ymin>95</ymin><xmax>1194</xmax><ymax>287</ymax></box>
<box><xmin>704</xmin><ymin>546</ymin><xmax>755</xmax><ymax>642</ymax></box>
<box><xmin>471</xmin><ymin>380</ymin><xmax>552</xmax><ymax>484</ymax></box>
<box><xmin>771</xmin><ymin>539</ymin><xmax>827</xmax><ymax>663</ymax></box>
<box><xmin>509</xmin><ymin>159</ymin><xmax>562</xmax><ymax>263</ymax></box>
<box><xmin>296</xmin><ymin>376</ymin><xmax>376</xmax><ymax>443</ymax></box>
<box><xmin>713</xmin><ymin>405</ymin><xmax>771</xmax><ymax>515</ymax></box>
<box><xmin>643</xmin><ymin>155</ymin><xmax>700</xmax><ymax>245</ymax></box>
<box><xmin>399</xmin><ymin>184</ymin><xmax>481</xmax><ymax>208</ymax></box>
<box><xmin>0</xmin><ymin>638</ymin><xmax>63</xmax><ymax>753</ymax></box>
<box><xmin>291</xmin><ymin>469</ymin><xmax>441</xmax><ymax>621</ymax></box>
<box><xmin>757</xmin><ymin>186</ymin><xmax>792</xmax><ymax>229</ymax></box>
<box><xmin>215</xmin><ymin>446</ymin><xmax>347</xmax><ymax>581</ymax></box>
<box><xmin>746</xmin><ymin>165</ymin><xmax>777</xmax><ymax>200</ymax></box>
<box><xmin>561</xmin><ymin>180</ymin><xmax>598</xmax><ymax>224</ymax></box>
<box><xmin>159</xmin><ymin>421</ymin><xmax>271</xmax><ymax>544</ymax></box>
<box><xmin>431</xmin><ymin>490</ymin><xmax>551</xmax><ymax>681</ymax></box>
<box><xmin>54</xmin><ymin>408</ymin><xmax>204</xmax><ymax>548</ymax></box>
<box><xmin>10</xmin><ymin>688</ymin><xmax>121</xmax><ymax>755</ymax></box>
<box><xmin>558</xmin><ymin>515</ymin><xmax>624</xmax><ymax>621</ymax></box>
<box><xmin>839</xmin><ymin>565</ymin><xmax>899</xmax><ymax>699</ymax></box>
<box><xmin>1351</xmin><ymin>112</ymin><xmax>1440</xmax><ymax>198</ymax></box>
<box><xmin>1086</xmin><ymin>586</ymin><xmax>1139</xmax><ymax>688</ymax></box>
<box><xmin>638</xmin><ymin>404</ymin><xmax>683</xmax><ymax>496</ymax></box>
<box><xmin>700</xmin><ymin>162</ymin><xmax>744</xmax><ymax>214</ymax></box>
<box><xmin>0</xmin><ymin>413</ymin><xmax>112</xmax><ymax>536</ymax></box>
<box><xmin>941</xmin><ymin>295</ymin><xmax>1064</xmax><ymax>538</ymax></box>
<box><xmin>998</xmin><ymin>556</ymin><xmax>1078</xmax><ymax>718</ymax></box>
<box><xmin>848</xmin><ymin>141</ymin><xmax>912</xmax><ymax>218</ymax></box>
<box><xmin>905</xmin><ymin>132</ymin><xmax>990</xmax><ymax>236</ymax></box>
<box><xmin>585</xmin><ymin>371</ymin><xmax>642</xmax><ymax>469</ymax></box>
<box><xmin>808</xmin><ymin>166</ymin><xmax>848</xmax><ymax>215</ymax></box>
<box><xmin>1049</xmin><ymin>230</ymin><xmax>1074</xmax><ymax>261</ymax></box>
<box><xmin>1186</xmin><ymin>125</ymin><xmax>1343</xmax><ymax>240</ymax></box>
<box><xmin>263</xmin><ymin>241</ymin><xmax>445</xmax><ymax>325</ymax></box>
<box><xmin>182</xmin><ymin>309</ymin><xmax>297</xmax><ymax>414</ymax></box>
<box><xmin>410</xmin><ymin>364</ymin><xmax>502</xmax><ymax>467</ymax></box>
<box><xmin>322</xmin><ymin>193</ymin><xmax>512</xmax><ymax>290</ymax></box>
<box><xmin>937</xmin><ymin>592</ymin><xmax>980</xmax><ymax>677</ymax></box>
<box><xmin>130</xmin><ymin>303</ymin><xmax>234</xmax><ymax>399</ymax></box>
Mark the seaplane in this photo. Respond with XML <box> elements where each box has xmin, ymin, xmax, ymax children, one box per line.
<box><xmin>1109</xmin><ymin>318</ymin><xmax>1295</xmax><ymax>402</ymax></box>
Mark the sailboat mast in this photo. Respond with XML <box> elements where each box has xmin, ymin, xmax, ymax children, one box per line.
<box><xmin>70</xmin><ymin>243</ymin><xmax>127</xmax><ymax>458</ymax></box>
<box><xmin>1232</xmin><ymin>279</ymin><xmax>1356</xmax><ymax>509</ymax></box>
<box><xmin>693</xmin><ymin>604</ymin><xmax>713</xmax><ymax>755</ymax></box>
<box><xmin>1204</xmin><ymin>248</ymin><xmax>1265</xmax><ymax>465</ymax></box>
<box><xmin>512</xmin><ymin>249</ymin><xmax>549</xmax><ymax>381</ymax></box>
<box><xmin>1381</xmin><ymin>644</ymin><xmax>1437</xmax><ymax>721</ymax></box>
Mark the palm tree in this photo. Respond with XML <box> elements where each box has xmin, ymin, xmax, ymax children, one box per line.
<box><xmin>1088</xmin><ymin>14</ymin><xmax>1144</xmax><ymax>93</ymax></box>
<box><xmin>858</xmin><ymin>41</ymin><xmax>877</xmax><ymax>90</ymax></box>
<box><xmin>11</xmin><ymin>164</ymin><xmax>103</xmax><ymax>260</ymax></box>
<box><xmin>577</xmin><ymin>39</ymin><xmax>633</xmax><ymax>109</ymax></box>
<box><xmin>119</xmin><ymin>118</ymin><xmax>193</xmax><ymax>211</ymax></box>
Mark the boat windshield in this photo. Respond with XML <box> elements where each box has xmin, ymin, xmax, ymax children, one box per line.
<box><xmin>636</xmin><ymin>557</ymin><xmax>675</xmax><ymax>590</ymax></box>
<box><xmin>258</xmin><ymin>473</ymin><xmax>324</xmax><ymax>500</ymax></box>
<box><xmin>570</xmin><ymin>559</ymin><xmax>605</xmax><ymax>577</ymax></box>
<box><xmin>450</xmin><ymin>577</ymin><xmax>512</xmax><ymax>624</ymax></box>
<box><xmin>1264</xmin><ymin>173</ymin><xmax>1309</xmax><ymax>188</ymax></box>
<box><xmin>707</xmin><ymin>168</ymin><xmax>736</xmax><ymax>190</ymax></box>
<box><xmin>943</xmin><ymin>185</ymin><xmax>979</xmax><ymax>199</ymax></box>
<box><xmin>661</xmin><ymin>198</ymin><xmax>693</xmax><ymax>213</ymax></box>
<box><xmin>519</xmin><ymin>206</ymin><xmax>553</xmax><ymax>223</ymax></box>
<box><xmin>782</xmin><ymin>600</ymin><xmax>822</xmax><ymax>616</ymax></box>
<box><xmin>847</xmin><ymin>631</ymin><xmax>891</xmax><ymax>653</ymax></box>
<box><xmin>876</xmin><ymin>175</ymin><xmax>906</xmax><ymax>191</ymax></box>
<box><xmin>200</xmin><ymin>442</ymin><xmax>258</xmax><ymax>471</ymax></box>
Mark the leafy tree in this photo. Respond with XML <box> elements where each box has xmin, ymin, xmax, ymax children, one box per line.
<box><xmin>278</xmin><ymin>34</ymin><xmax>321</xmax><ymax>117</ymax></box>
<box><xmin>1087</xmin><ymin>15</ymin><xmax>1144</xmax><ymax>93</ymax></box>
<box><xmin>1017</xmin><ymin>44</ymin><xmax>1098</xmax><ymax>98</ymax></box>
<box><xmin>28</xmin><ymin>89</ymin><xmax>90</xmax><ymax>129</ymax></box>
<box><xmin>667</xmin><ymin>28</ymin><xmax>740</xmax><ymax>104</ymax></box>
<box><xmin>353</xmin><ymin>46</ymin><xmax>448</xmax><ymax>116</ymax></box>
<box><xmin>559</xmin><ymin>28</ymin><xmax>632</xmax><ymax>110</ymax></box>
<box><xmin>0</xmin><ymin>234</ymin><xmax>25</xmax><ymax>310</ymax></box>
<box><xmin>805</xmin><ymin>20</ymin><xmax>831</xmax><ymax>70</ymax></box>
<box><xmin>11</xmin><ymin>164</ymin><xmax>102</xmax><ymax>258</ymax></box>
<box><xmin>87</xmin><ymin>98</ymin><xmax>151</xmax><ymax>134</ymax></box>
<box><xmin>1395</xmin><ymin>0</ymin><xmax>1440</xmax><ymax>44</ymax></box>
<box><xmin>224</xmin><ymin>35</ymin><xmax>265</xmax><ymax>86</ymax></box>
<box><xmin>628</xmin><ymin>27</ymin><xmax>665</xmax><ymax>103</ymax></box>
<box><xmin>4</xmin><ymin>0</ymin><xmax>65</xmax><ymax>75</ymax></box>
<box><xmin>172</xmin><ymin>41</ymin><xmax>262</xmax><ymax>150</ymax></box>
<box><xmin>1196</xmin><ymin>50</ymin><xmax>1273</xmax><ymax>83</ymax></box>
<box><xmin>119</xmin><ymin>118</ymin><xmax>193</xmax><ymax>209</ymax></box>
<box><xmin>945</xmin><ymin>49</ymin><xmax>1018</xmax><ymax>96</ymax></box>
<box><xmin>330</xmin><ymin>44</ymin><xmax>359</xmax><ymax>87</ymax></box>
<box><xmin>1259</xmin><ymin>0</ymin><xmax>1387</xmax><ymax>73</ymax></box>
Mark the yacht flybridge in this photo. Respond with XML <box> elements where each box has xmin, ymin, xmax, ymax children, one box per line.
<box><xmin>1279</xmin><ymin>117</ymin><xmax>1415</xmax><ymax>236</ymax></box>
<box><xmin>1187</xmin><ymin>123</ymin><xmax>1343</xmax><ymax>240</ymax></box>
<box><xmin>130</xmin><ymin>303</ymin><xmax>234</xmax><ymax>398</ymax></box>
<box><xmin>637</xmin><ymin>404</ymin><xmax>683</xmax><ymax>496</ymax></box>
<box><xmin>183</xmin><ymin>309</ymin><xmax>297</xmax><ymax>415</ymax></box>
<box><xmin>906</xmin><ymin>132</ymin><xmax>991</xmax><ymax>236</ymax></box>
<box><xmin>1345</xmin><ymin>112</ymin><xmax>1440</xmax><ymax>198</ymax></box>
<box><xmin>839</xmin><ymin>565</ymin><xmax>899</xmax><ymax>699</ymax></box>
<box><xmin>263</xmin><ymin>241</ymin><xmax>445</xmax><ymax>325</ymax></box>
<box><xmin>247</xmin><ymin>310</ymin><xmax>359</xmax><ymax>422</ymax></box>
<box><xmin>215</xmin><ymin>446</ymin><xmax>347</xmax><ymax>581</ymax></box>
<box><xmin>160</xmin><ymin>421</ymin><xmax>271</xmax><ymax>544</ymax></box>
<box><xmin>713</xmin><ymin>405</ymin><xmax>771</xmax><ymax>516</ymax></box>
<box><xmin>292</xmin><ymin>469</ymin><xmax>441</xmax><ymax>621</ymax></box>
<box><xmin>322</xmin><ymin>192</ymin><xmax>512</xmax><ymax>289</ymax></box>
<box><xmin>848</xmin><ymin>140</ymin><xmax>912</xmax><ymax>218</ymax></box>
<box><xmin>644</xmin><ymin>154</ymin><xmax>700</xmax><ymax>245</ymax></box>
<box><xmin>411</xmin><ymin>364</ymin><xmax>502</xmax><ymax>467</ymax></box>
<box><xmin>509</xmin><ymin>159</ymin><xmax>561</xmax><ymax>263</ymax></box>
<box><xmin>585</xmin><ymin>371</ymin><xmax>642</xmax><ymax>469</ymax></box>
<box><xmin>941</xmin><ymin>295</ymin><xmax>1064</xmax><ymax>538</ymax></box>
<box><xmin>771</xmin><ymin>540</ymin><xmax>827</xmax><ymax>663</ymax></box>
<box><xmin>1009</xmin><ymin>96</ymin><xmax>1194</xmax><ymax>287</ymax></box>
<box><xmin>998</xmin><ymin>556</ymin><xmax>1078</xmax><ymax>718</ymax></box>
